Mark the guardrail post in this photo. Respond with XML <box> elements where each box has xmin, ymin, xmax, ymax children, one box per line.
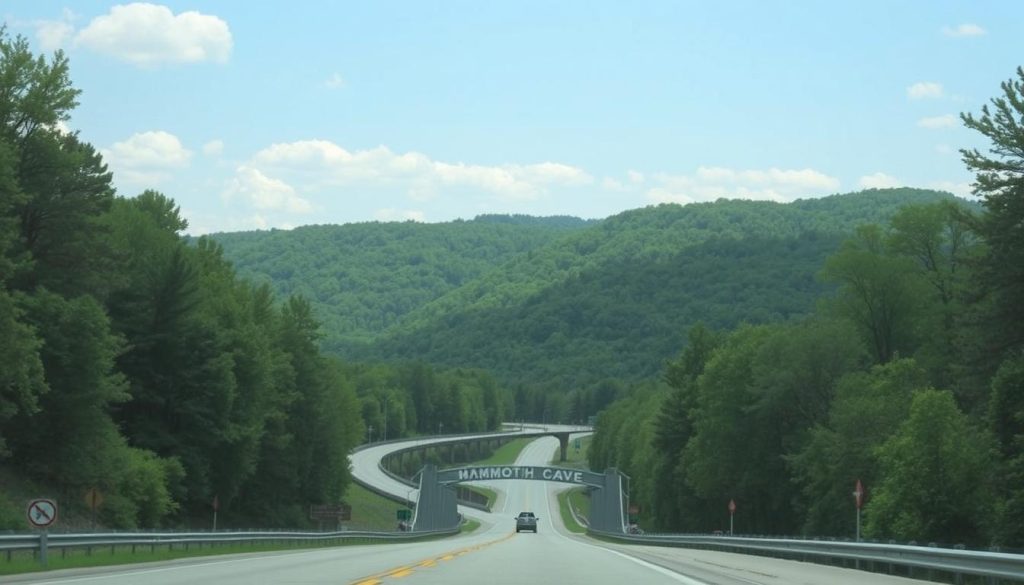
<box><xmin>38</xmin><ymin>531</ymin><xmax>47</xmax><ymax>567</ymax></box>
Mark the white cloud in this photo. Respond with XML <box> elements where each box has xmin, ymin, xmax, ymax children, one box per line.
<box><xmin>858</xmin><ymin>172</ymin><xmax>903</xmax><ymax>189</ymax></box>
<box><xmin>917</xmin><ymin>114</ymin><xmax>958</xmax><ymax>129</ymax></box>
<box><xmin>374</xmin><ymin>208</ymin><xmax>425</xmax><ymax>222</ymax></box>
<box><xmin>75</xmin><ymin>3</ymin><xmax>232</xmax><ymax>66</ymax></box>
<box><xmin>942</xmin><ymin>23</ymin><xmax>986</xmax><ymax>37</ymax></box>
<box><xmin>250</xmin><ymin>139</ymin><xmax>593</xmax><ymax>201</ymax></box>
<box><xmin>935</xmin><ymin>143</ymin><xmax>954</xmax><ymax>155</ymax></box>
<box><xmin>102</xmin><ymin>130</ymin><xmax>191</xmax><ymax>185</ymax></box>
<box><xmin>627</xmin><ymin>170</ymin><xmax>645</xmax><ymax>184</ymax></box>
<box><xmin>202</xmin><ymin>139</ymin><xmax>224</xmax><ymax>156</ymax></box>
<box><xmin>907</xmin><ymin>82</ymin><xmax>944</xmax><ymax>100</ymax></box>
<box><xmin>325</xmin><ymin>72</ymin><xmax>345</xmax><ymax>89</ymax></box>
<box><xmin>223</xmin><ymin>166</ymin><xmax>312</xmax><ymax>214</ymax></box>
<box><xmin>226</xmin><ymin>165</ymin><xmax>313</xmax><ymax>214</ymax></box>
<box><xmin>645</xmin><ymin>165</ymin><xmax>840</xmax><ymax>205</ymax></box>
<box><xmin>34</xmin><ymin>9</ymin><xmax>76</xmax><ymax>51</ymax></box>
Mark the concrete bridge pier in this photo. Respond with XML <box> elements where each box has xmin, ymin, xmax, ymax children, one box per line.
<box><xmin>555</xmin><ymin>432</ymin><xmax>570</xmax><ymax>461</ymax></box>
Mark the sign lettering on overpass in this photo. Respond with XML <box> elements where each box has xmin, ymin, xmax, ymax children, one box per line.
<box><xmin>436</xmin><ymin>465</ymin><xmax>604</xmax><ymax>488</ymax></box>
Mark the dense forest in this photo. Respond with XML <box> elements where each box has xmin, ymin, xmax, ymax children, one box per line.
<box><xmin>589</xmin><ymin>68</ymin><xmax>1024</xmax><ymax>548</ymax></box>
<box><xmin>0</xmin><ymin>32</ymin><xmax>504</xmax><ymax>530</ymax></box>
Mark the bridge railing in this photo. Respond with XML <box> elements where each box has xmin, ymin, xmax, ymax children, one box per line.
<box><xmin>587</xmin><ymin>528</ymin><xmax>1024</xmax><ymax>583</ymax></box>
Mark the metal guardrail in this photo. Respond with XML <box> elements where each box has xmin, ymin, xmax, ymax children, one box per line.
<box><xmin>0</xmin><ymin>527</ymin><xmax>460</xmax><ymax>566</ymax></box>
<box><xmin>587</xmin><ymin>529</ymin><xmax>1024</xmax><ymax>583</ymax></box>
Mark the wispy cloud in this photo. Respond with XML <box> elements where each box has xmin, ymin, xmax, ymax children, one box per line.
<box><xmin>324</xmin><ymin>72</ymin><xmax>345</xmax><ymax>89</ymax></box>
<box><xmin>248</xmin><ymin>139</ymin><xmax>593</xmax><ymax>202</ymax></box>
<box><xmin>907</xmin><ymin>82</ymin><xmax>944</xmax><ymax>100</ymax></box>
<box><xmin>646</xmin><ymin>166</ymin><xmax>840</xmax><ymax>205</ymax></box>
<box><xmin>917</xmin><ymin>114</ymin><xmax>958</xmax><ymax>129</ymax></box>
<box><xmin>942</xmin><ymin>23</ymin><xmax>986</xmax><ymax>37</ymax></box>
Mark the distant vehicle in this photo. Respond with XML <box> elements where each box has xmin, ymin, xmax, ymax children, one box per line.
<box><xmin>516</xmin><ymin>511</ymin><xmax>538</xmax><ymax>533</ymax></box>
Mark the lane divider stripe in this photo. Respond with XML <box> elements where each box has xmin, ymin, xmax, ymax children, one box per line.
<box><xmin>348</xmin><ymin>532</ymin><xmax>515</xmax><ymax>584</ymax></box>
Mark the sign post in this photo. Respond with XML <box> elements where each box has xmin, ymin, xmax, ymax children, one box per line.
<box><xmin>27</xmin><ymin>499</ymin><xmax>57</xmax><ymax>567</ymax></box>
<box><xmin>728</xmin><ymin>499</ymin><xmax>736</xmax><ymax>535</ymax></box>
<box><xmin>853</xmin><ymin>479</ymin><xmax>864</xmax><ymax>542</ymax></box>
<box><xmin>84</xmin><ymin>488</ymin><xmax>103</xmax><ymax>530</ymax></box>
<box><xmin>212</xmin><ymin>495</ymin><xmax>220</xmax><ymax>531</ymax></box>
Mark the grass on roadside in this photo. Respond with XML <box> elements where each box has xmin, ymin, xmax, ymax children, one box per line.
<box><xmin>551</xmin><ymin>435</ymin><xmax>591</xmax><ymax>468</ymax></box>
<box><xmin>557</xmin><ymin>488</ymin><xmax>589</xmax><ymax>534</ymax></box>
<box><xmin>474</xmin><ymin>438</ymin><xmax>531</xmax><ymax>466</ymax></box>
<box><xmin>465</xmin><ymin>485</ymin><xmax>497</xmax><ymax>508</ymax></box>
<box><xmin>344</xmin><ymin>481</ymin><xmax>412</xmax><ymax>532</ymax></box>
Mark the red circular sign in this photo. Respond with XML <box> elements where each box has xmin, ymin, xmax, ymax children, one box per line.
<box><xmin>728</xmin><ymin>499</ymin><xmax>736</xmax><ymax>514</ymax></box>
<box><xmin>27</xmin><ymin>499</ymin><xmax>58</xmax><ymax>528</ymax></box>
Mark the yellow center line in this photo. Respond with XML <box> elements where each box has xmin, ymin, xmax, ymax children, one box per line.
<box><xmin>347</xmin><ymin>532</ymin><xmax>514</xmax><ymax>585</ymax></box>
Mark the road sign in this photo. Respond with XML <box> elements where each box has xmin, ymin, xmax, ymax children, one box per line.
<box><xmin>728</xmin><ymin>499</ymin><xmax>736</xmax><ymax>514</ymax></box>
<box><xmin>27</xmin><ymin>499</ymin><xmax>57</xmax><ymax>528</ymax></box>
<box><xmin>853</xmin><ymin>479</ymin><xmax>864</xmax><ymax>509</ymax></box>
<box><xmin>396</xmin><ymin>509</ymin><xmax>411</xmax><ymax>521</ymax></box>
<box><xmin>309</xmin><ymin>504</ymin><xmax>351</xmax><ymax>521</ymax></box>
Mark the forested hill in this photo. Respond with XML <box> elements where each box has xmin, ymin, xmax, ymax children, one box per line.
<box><xmin>359</xmin><ymin>188</ymin><xmax>965</xmax><ymax>386</ymax></box>
<box><xmin>210</xmin><ymin>215</ymin><xmax>595</xmax><ymax>346</ymax></box>
<box><xmin>215</xmin><ymin>188</ymin><xmax>967</xmax><ymax>388</ymax></box>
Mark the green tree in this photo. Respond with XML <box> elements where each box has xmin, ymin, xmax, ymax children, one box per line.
<box><xmin>887</xmin><ymin>202</ymin><xmax>980</xmax><ymax>397</ymax></box>
<box><xmin>866</xmin><ymin>389</ymin><xmax>997</xmax><ymax>545</ymax></box>
<box><xmin>960</xmin><ymin>66</ymin><xmax>1024</xmax><ymax>354</ymax></box>
<box><xmin>0</xmin><ymin>290</ymin><xmax>46</xmax><ymax>455</ymax></box>
<box><xmin>820</xmin><ymin>225</ymin><xmax>924</xmax><ymax>364</ymax></box>
<box><xmin>989</xmin><ymin>354</ymin><xmax>1024</xmax><ymax>545</ymax></box>
<box><xmin>790</xmin><ymin>359</ymin><xmax>927</xmax><ymax>536</ymax></box>
<box><xmin>0</xmin><ymin>30</ymin><xmax>112</xmax><ymax>296</ymax></box>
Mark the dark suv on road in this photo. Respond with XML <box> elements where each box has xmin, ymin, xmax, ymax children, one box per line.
<box><xmin>516</xmin><ymin>511</ymin><xmax>538</xmax><ymax>533</ymax></box>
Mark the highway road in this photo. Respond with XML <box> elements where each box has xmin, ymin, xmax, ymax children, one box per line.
<box><xmin>8</xmin><ymin>433</ymin><xmax>932</xmax><ymax>585</ymax></box>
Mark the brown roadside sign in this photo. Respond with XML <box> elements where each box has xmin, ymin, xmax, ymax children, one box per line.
<box><xmin>85</xmin><ymin>488</ymin><xmax>103</xmax><ymax>510</ymax></box>
<box><xmin>309</xmin><ymin>504</ymin><xmax>351</xmax><ymax>521</ymax></box>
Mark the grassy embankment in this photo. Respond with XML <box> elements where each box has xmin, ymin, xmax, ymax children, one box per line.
<box><xmin>553</xmin><ymin>435</ymin><xmax>592</xmax><ymax>534</ymax></box>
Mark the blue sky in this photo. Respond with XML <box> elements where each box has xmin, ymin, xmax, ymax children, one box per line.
<box><xmin>4</xmin><ymin>1</ymin><xmax>1020</xmax><ymax>234</ymax></box>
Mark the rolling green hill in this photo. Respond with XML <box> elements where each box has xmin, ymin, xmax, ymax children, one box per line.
<box><xmin>210</xmin><ymin>215</ymin><xmax>594</xmax><ymax>348</ymax></box>
<box><xmin>356</xmin><ymin>188</ymin><xmax>967</xmax><ymax>386</ymax></box>
<box><xmin>214</xmin><ymin>188</ymin><xmax>967</xmax><ymax>388</ymax></box>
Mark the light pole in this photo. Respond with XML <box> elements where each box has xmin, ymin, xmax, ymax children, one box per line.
<box><xmin>438</xmin><ymin>422</ymin><xmax>444</xmax><ymax>435</ymax></box>
<box><xmin>382</xmin><ymin>397</ymin><xmax>388</xmax><ymax>442</ymax></box>
<box><xmin>367</xmin><ymin>424</ymin><xmax>374</xmax><ymax>443</ymax></box>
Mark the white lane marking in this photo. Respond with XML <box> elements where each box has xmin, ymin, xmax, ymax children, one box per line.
<box><xmin>541</xmin><ymin>474</ymin><xmax>707</xmax><ymax>585</ymax></box>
